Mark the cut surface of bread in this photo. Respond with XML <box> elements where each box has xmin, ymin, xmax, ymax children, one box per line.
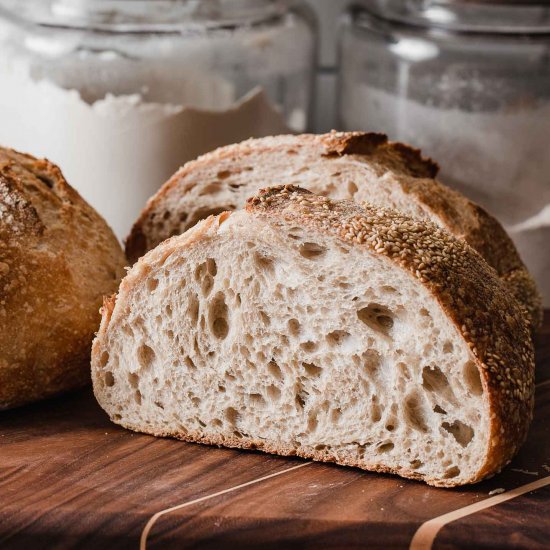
<box><xmin>94</xmin><ymin>186</ymin><xmax>534</xmax><ymax>487</ymax></box>
<box><xmin>126</xmin><ymin>131</ymin><xmax>541</xmax><ymax>330</ymax></box>
<box><xmin>0</xmin><ymin>146</ymin><xmax>126</xmax><ymax>409</ymax></box>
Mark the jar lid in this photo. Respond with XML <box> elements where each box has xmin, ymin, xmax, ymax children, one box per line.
<box><xmin>0</xmin><ymin>0</ymin><xmax>288</xmax><ymax>33</ymax></box>
<box><xmin>357</xmin><ymin>0</ymin><xmax>550</xmax><ymax>34</ymax></box>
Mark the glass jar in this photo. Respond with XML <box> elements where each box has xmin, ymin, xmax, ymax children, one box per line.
<box><xmin>338</xmin><ymin>0</ymin><xmax>550</xmax><ymax>305</ymax></box>
<box><xmin>0</xmin><ymin>0</ymin><xmax>316</xmax><ymax>238</ymax></box>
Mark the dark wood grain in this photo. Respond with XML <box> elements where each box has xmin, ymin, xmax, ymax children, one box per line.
<box><xmin>1</xmin><ymin>312</ymin><xmax>549</xmax><ymax>550</ymax></box>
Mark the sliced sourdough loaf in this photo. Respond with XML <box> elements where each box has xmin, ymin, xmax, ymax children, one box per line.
<box><xmin>95</xmin><ymin>186</ymin><xmax>535</xmax><ymax>487</ymax></box>
<box><xmin>126</xmin><ymin>132</ymin><xmax>542</xmax><ymax>331</ymax></box>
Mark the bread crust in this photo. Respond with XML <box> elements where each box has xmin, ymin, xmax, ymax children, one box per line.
<box><xmin>125</xmin><ymin>131</ymin><xmax>541</xmax><ymax>331</ymax></box>
<box><xmin>97</xmin><ymin>186</ymin><xmax>535</xmax><ymax>487</ymax></box>
<box><xmin>0</xmin><ymin>147</ymin><xmax>126</xmax><ymax>409</ymax></box>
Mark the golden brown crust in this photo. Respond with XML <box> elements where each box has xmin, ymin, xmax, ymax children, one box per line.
<box><xmin>0</xmin><ymin>147</ymin><xmax>127</xmax><ymax>409</ymax></box>
<box><xmin>244</xmin><ymin>185</ymin><xmax>534</xmax><ymax>486</ymax></box>
<box><xmin>124</xmin><ymin>131</ymin><xmax>541</xmax><ymax>332</ymax></box>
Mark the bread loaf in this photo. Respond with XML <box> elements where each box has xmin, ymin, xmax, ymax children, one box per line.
<box><xmin>94</xmin><ymin>186</ymin><xmax>534</xmax><ymax>487</ymax></box>
<box><xmin>0</xmin><ymin>147</ymin><xmax>126</xmax><ymax>409</ymax></box>
<box><xmin>126</xmin><ymin>132</ymin><xmax>541</xmax><ymax>331</ymax></box>
<box><xmin>126</xmin><ymin>132</ymin><xmax>542</xmax><ymax>331</ymax></box>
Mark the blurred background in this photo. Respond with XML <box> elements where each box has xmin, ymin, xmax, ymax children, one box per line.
<box><xmin>0</xmin><ymin>0</ymin><xmax>548</xmax><ymax>304</ymax></box>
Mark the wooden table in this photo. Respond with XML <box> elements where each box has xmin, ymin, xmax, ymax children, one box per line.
<box><xmin>1</xmin><ymin>314</ymin><xmax>549</xmax><ymax>549</ymax></box>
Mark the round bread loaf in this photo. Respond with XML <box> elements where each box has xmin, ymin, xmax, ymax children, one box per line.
<box><xmin>0</xmin><ymin>147</ymin><xmax>126</xmax><ymax>409</ymax></box>
<box><xmin>126</xmin><ymin>132</ymin><xmax>542</xmax><ymax>331</ymax></box>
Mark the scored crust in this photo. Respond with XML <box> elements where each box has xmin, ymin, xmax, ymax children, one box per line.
<box><xmin>0</xmin><ymin>147</ymin><xmax>127</xmax><ymax>409</ymax></box>
<box><xmin>97</xmin><ymin>185</ymin><xmax>535</xmax><ymax>486</ymax></box>
<box><xmin>125</xmin><ymin>131</ymin><xmax>542</xmax><ymax>331</ymax></box>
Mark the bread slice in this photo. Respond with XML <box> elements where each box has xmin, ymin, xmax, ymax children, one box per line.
<box><xmin>94</xmin><ymin>186</ymin><xmax>534</xmax><ymax>487</ymax></box>
<box><xmin>126</xmin><ymin>132</ymin><xmax>542</xmax><ymax>331</ymax></box>
<box><xmin>0</xmin><ymin>147</ymin><xmax>126</xmax><ymax>409</ymax></box>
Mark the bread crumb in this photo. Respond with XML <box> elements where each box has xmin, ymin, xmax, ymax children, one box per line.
<box><xmin>542</xmin><ymin>464</ymin><xmax>550</xmax><ymax>473</ymax></box>
<box><xmin>489</xmin><ymin>488</ymin><xmax>505</xmax><ymax>496</ymax></box>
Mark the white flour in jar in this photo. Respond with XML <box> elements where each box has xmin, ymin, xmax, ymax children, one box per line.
<box><xmin>0</xmin><ymin>57</ymin><xmax>297</xmax><ymax>239</ymax></box>
<box><xmin>343</xmin><ymin>85</ymin><xmax>550</xmax><ymax>304</ymax></box>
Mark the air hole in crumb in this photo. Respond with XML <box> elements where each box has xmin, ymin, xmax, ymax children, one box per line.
<box><xmin>443</xmin><ymin>341</ymin><xmax>453</xmax><ymax>354</ymax></box>
<box><xmin>404</xmin><ymin>391</ymin><xmax>428</xmax><ymax>432</ymax></box>
<box><xmin>250</xmin><ymin>393</ymin><xmax>265</xmax><ymax>405</ymax></box>
<box><xmin>184</xmin><ymin>356</ymin><xmax>196</xmax><ymax>370</ymax></box>
<box><xmin>184</xmin><ymin>207</ymin><xmax>231</xmax><ymax>231</ymax></box>
<box><xmin>99</xmin><ymin>351</ymin><xmax>109</xmax><ymax>368</ymax></box>
<box><xmin>288</xmin><ymin>227</ymin><xmax>303</xmax><ymax>240</ymax></box>
<box><xmin>422</xmin><ymin>366</ymin><xmax>450</xmax><ymax>396</ymax></box>
<box><xmin>442</xmin><ymin>420</ymin><xmax>474</xmax><ymax>447</ymax></box>
<box><xmin>444</xmin><ymin>466</ymin><xmax>460</xmax><ymax>478</ymax></box>
<box><xmin>128</xmin><ymin>372</ymin><xmax>139</xmax><ymax>388</ymax></box>
<box><xmin>134</xmin><ymin>390</ymin><xmax>142</xmax><ymax>405</ymax></box>
<box><xmin>259</xmin><ymin>311</ymin><xmax>271</xmax><ymax>326</ymax></box>
<box><xmin>299</xmin><ymin>242</ymin><xmax>326</xmax><ymax>260</ymax></box>
<box><xmin>209</xmin><ymin>292</ymin><xmax>229</xmax><ymax>339</ymax></box>
<box><xmin>303</xmin><ymin>362</ymin><xmax>322</xmax><ymax>376</ymax></box>
<box><xmin>433</xmin><ymin>404</ymin><xmax>447</xmax><ymax>415</ymax></box>
<box><xmin>200</xmin><ymin>183</ymin><xmax>222</xmax><ymax>195</ymax></box>
<box><xmin>253</xmin><ymin>251</ymin><xmax>275</xmax><ymax>273</ymax></box>
<box><xmin>364</xmin><ymin>350</ymin><xmax>381</xmax><ymax>378</ymax></box>
<box><xmin>147</xmin><ymin>278</ymin><xmax>159</xmax><ymax>292</ymax></box>
<box><xmin>307</xmin><ymin>412</ymin><xmax>318</xmax><ymax>432</ymax></box>
<box><xmin>206</xmin><ymin>258</ymin><xmax>217</xmax><ymax>276</ymax></box>
<box><xmin>377</xmin><ymin>442</ymin><xmax>394</xmax><ymax>453</ymax></box>
<box><xmin>300</xmin><ymin>341</ymin><xmax>318</xmax><ymax>353</ymax></box>
<box><xmin>371</xmin><ymin>398</ymin><xmax>382</xmax><ymax>422</ymax></box>
<box><xmin>217</xmin><ymin>170</ymin><xmax>231</xmax><ymax>179</ymax></box>
<box><xmin>165</xmin><ymin>304</ymin><xmax>173</xmax><ymax>317</ymax></box>
<box><xmin>225</xmin><ymin>407</ymin><xmax>239</xmax><ymax>425</ymax></box>
<box><xmin>154</xmin><ymin>401</ymin><xmax>164</xmax><ymax>409</ymax></box>
<box><xmin>212</xmin><ymin>418</ymin><xmax>223</xmax><ymax>427</ymax></box>
<box><xmin>326</xmin><ymin>330</ymin><xmax>351</xmax><ymax>347</ymax></box>
<box><xmin>463</xmin><ymin>361</ymin><xmax>483</xmax><ymax>396</ymax></box>
<box><xmin>410</xmin><ymin>459</ymin><xmax>423</xmax><ymax>469</ymax></box>
<box><xmin>189</xmin><ymin>294</ymin><xmax>200</xmax><ymax>325</ymax></box>
<box><xmin>202</xmin><ymin>275</ymin><xmax>214</xmax><ymax>297</ymax></box>
<box><xmin>104</xmin><ymin>371</ymin><xmax>115</xmax><ymax>386</ymax></box>
<box><xmin>357</xmin><ymin>303</ymin><xmax>395</xmax><ymax>334</ymax></box>
<box><xmin>288</xmin><ymin>318</ymin><xmax>301</xmax><ymax>336</ymax></box>
<box><xmin>382</xmin><ymin>286</ymin><xmax>397</xmax><ymax>293</ymax></box>
<box><xmin>267</xmin><ymin>384</ymin><xmax>281</xmax><ymax>400</ymax></box>
<box><xmin>137</xmin><ymin>344</ymin><xmax>155</xmax><ymax>370</ymax></box>
<box><xmin>420</xmin><ymin>308</ymin><xmax>430</xmax><ymax>317</ymax></box>
<box><xmin>267</xmin><ymin>360</ymin><xmax>283</xmax><ymax>379</ymax></box>
<box><xmin>331</xmin><ymin>408</ymin><xmax>342</xmax><ymax>422</ymax></box>
<box><xmin>233</xmin><ymin>430</ymin><xmax>243</xmax><ymax>438</ymax></box>
<box><xmin>348</xmin><ymin>181</ymin><xmax>358</xmax><ymax>195</ymax></box>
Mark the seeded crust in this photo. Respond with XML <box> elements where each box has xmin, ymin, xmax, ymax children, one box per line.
<box><xmin>246</xmin><ymin>186</ymin><xmax>534</xmax><ymax>484</ymax></box>
<box><xmin>0</xmin><ymin>147</ymin><xmax>127</xmax><ymax>409</ymax></box>
<box><xmin>125</xmin><ymin>131</ymin><xmax>541</xmax><ymax>332</ymax></box>
<box><xmin>98</xmin><ymin>186</ymin><xmax>535</xmax><ymax>487</ymax></box>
